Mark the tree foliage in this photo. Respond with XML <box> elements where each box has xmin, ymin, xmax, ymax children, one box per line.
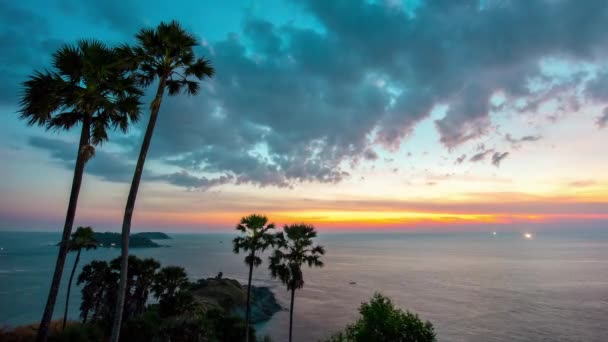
<box><xmin>20</xmin><ymin>39</ymin><xmax>142</xmax><ymax>147</ymax></box>
<box><xmin>233</xmin><ymin>214</ymin><xmax>278</xmax><ymax>267</ymax></box>
<box><xmin>76</xmin><ymin>256</ymin><xmax>261</xmax><ymax>341</ymax></box>
<box><xmin>68</xmin><ymin>227</ymin><xmax>97</xmax><ymax>252</ymax></box>
<box><xmin>269</xmin><ymin>224</ymin><xmax>325</xmax><ymax>291</ymax></box>
<box><xmin>325</xmin><ymin>293</ymin><xmax>436</xmax><ymax>342</ymax></box>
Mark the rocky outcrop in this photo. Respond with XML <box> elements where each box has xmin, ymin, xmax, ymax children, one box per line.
<box><xmin>191</xmin><ymin>277</ymin><xmax>282</xmax><ymax>324</ymax></box>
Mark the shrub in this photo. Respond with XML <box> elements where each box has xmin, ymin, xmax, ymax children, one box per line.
<box><xmin>49</xmin><ymin>323</ymin><xmax>104</xmax><ymax>342</ymax></box>
<box><xmin>325</xmin><ymin>293</ymin><xmax>436</xmax><ymax>342</ymax></box>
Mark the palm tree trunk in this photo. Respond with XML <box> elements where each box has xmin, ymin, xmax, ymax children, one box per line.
<box><xmin>36</xmin><ymin>116</ymin><xmax>91</xmax><ymax>342</ymax></box>
<box><xmin>63</xmin><ymin>249</ymin><xmax>81</xmax><ymax>330</ymax></box>
<box><xmin>110</xmin><ymin>78</ymin><xmax>167</xmax><ymax>342</ymax></box>
<box><xmin>289</xmin><ymin>287</ymin><xmax>295</xmax><ymax>342</ymax></box>
<box><xmin>245</xmin><ymin>253</ymin><xmax>254</xmax><ymax>342</ymax></box>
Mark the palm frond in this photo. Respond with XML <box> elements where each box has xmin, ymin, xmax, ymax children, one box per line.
<box><xmin>46</xmin><ymin>111</ymin><xmax>83</xmax><ymax>131</ymax></box>
<box><xmin>19</xmin><ymin>71</ymin><xmax>67</xmax><ymax>126</ymax></box>
<box><xmin>52</xmin><ymin>44</ymin><xmax>83</xmax><ymax>83</ymax></box>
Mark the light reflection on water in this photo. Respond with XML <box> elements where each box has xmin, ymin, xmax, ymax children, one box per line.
<box><xmin>1</xmin><ymin>231</ymin><xmax>607</xmax><ymax>341</ymax></box>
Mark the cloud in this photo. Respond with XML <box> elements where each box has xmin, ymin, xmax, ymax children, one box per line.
<box><xmin>568</xmin><ymin>180</ymin><xmax>597</xmax><ymax>188</ymax></box>
<box><xmin>597</xmin><ymin>107</ymin><xmax>608</xmax><ymax>128</ymax></box>
<box><xmin>505</xmin><ymin>134</ymin><xmax>542</xmax><ymax>144</ymax></box>
<box><xmin>469</xmin><ymin>149</ymin><xmax>494</xmax><ymax>163</ymax></box>
<box><xmin>363</xmin><ymin>149</ymin><xmax>379</xmax><ymax>161</ymax></box>
<box><xmin>0</xmin><ymin>2</ymin><xmax>63</xmax><ymax>105</ymax></box>
<box><xmin>29</xmin><ymin>136</ymin><xmax>134</xmax><ymax>183</ymax></box>
<box><xmin>491</xmin><ymin>151</ymin><xmax>509</xmax><ymax>167</ymax></box>
<box><xmin>9</xmin><ymin>0</ymin><xmax>608</xmax><ymax>190</ymax></box>
<box><xmin>149</xmin><ymin>171</ymin><xmax>234</xmax><ymax>191</ymax></box>
<box><xmin>28</xmin><ymin>136</ymin><xmax>233</xmax><ymax>189</ymax></box>
<box><xmin>455</xmin><ymin>154</ymin><xmax>467</xmax><ymax>164</ymax></box>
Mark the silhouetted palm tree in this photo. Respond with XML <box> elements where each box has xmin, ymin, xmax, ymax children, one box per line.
<box><xmin>233</xmin><ymin>214</ymin><xmax>278</xmax><ymax>341</ymax></box>
<box><xmin>153</xmin><ymin>266</ymin><xmax>190</xmax><ymax>316</ymax></box>
<box><xmin>63</xmin><ymin>226</ymin><xmax>97</xmax><ymax>330</ymax></box>
<box><xmin>110</xmin><ymin>21</ymin><xmax>214</xmax><ymax>341</ymax></box>
<box><xmin>269</xmin><ymin>224</ymin><xmax>325</xmax><ymax>342</ymax></box>
<box><xmin>130</xmin><ymin>258</ymin><xmax>161</xmax><ymax>317</ymax></box>
<box><xmin>78</xmin><ymin>260</ymin><xmax>115</xmax><ymax>324</ymax></box>
<box><xmin>19</xmin><ymin>40</ymin><xmax>141</xmax><ymax>342</ymax></box>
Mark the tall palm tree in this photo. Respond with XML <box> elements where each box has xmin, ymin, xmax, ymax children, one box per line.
<box><xmin>269</xmin><ymin>224</ymin><xmax>325</xmax><ymax>342</ymax></box>
<box><xmin>19</xmin><ymin>40</ymin><xmax>141</xmax><ymax>342</ymax></box>
<box><xmin>63</xmin><ymin>226</ymin><xmax>97</xmax><ymax>330</ymax></box>
<box><xmin>111</xmin><ymin>21</ymin><xmax>214</xmax><ymax>342</ymax></box>
<box><xmin>233</xmin><ymin>214</ymin><xmax>278</xmax><ymax>341</ymax></box>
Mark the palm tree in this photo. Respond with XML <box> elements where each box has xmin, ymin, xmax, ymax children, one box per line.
<box><xmin>152</xmin><ymin>266</ymin><xmax>190</xmax><ymax>316</ymax></box>
<box><xmin>19</xmin><ymin>40</ymin><xmax>141</xmax><ymax>342</ymax></box>
<box><xmin>62</xmin><ymin>226</ymin><xmax>97</xmax><ymax>330</ymax></box>
<box><xmin>130</xmin><ymin>258</ymin><xmax>161</xmax><ymax>317</ymax></box>
<box><xmin>233</xmin><ymin>214</ymin><xmax>278</xmax><ymax>341</ymax></box>
<box><xmin>269</xmin><ymin>224</ymin><xmax>325</xmax><ymax>342</ymax></box>
<box><xmin>77</xmin><ymin>260</ymin><xmax>115</xmax><ymax>324</ymax></box>
<box><xmin>110</xmin><ymin>21</ymin><xmax>214</xmax><ymax>342</ymax></box>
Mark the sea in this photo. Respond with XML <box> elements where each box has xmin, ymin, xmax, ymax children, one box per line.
<box><xmin>1</xmin><ymin>230</ymin><xmax>607</xmax><ymax>342</ymax></box>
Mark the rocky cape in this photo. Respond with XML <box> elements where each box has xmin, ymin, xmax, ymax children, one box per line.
<box><xmin>191</xmin><ymin>277</ymin><xmax>282</xmax><ymax>324</ymax></box>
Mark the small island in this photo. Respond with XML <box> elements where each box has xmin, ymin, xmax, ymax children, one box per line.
<box><xmin>92</xmin><ymin>232</ymin><xmax>167</xmax><ymax>248</ymax></box>
<box><xmin>133</xmin><ymin>232</ymin><xmax>171</xmax><ymax>240</ymax></box>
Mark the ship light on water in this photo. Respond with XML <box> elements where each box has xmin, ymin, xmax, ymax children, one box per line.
<box><xmin>524</xmin><ymin>233</ymin><xmax>533</xmax><ymax>240</ymax></box>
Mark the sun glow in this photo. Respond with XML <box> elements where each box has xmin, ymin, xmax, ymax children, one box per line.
<box><xmin>272</xmin><ymin>210</ymin><xmax>509</xmax><ymax>225</ymax></box>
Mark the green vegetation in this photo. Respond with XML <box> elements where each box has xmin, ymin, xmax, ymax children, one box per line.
<box><xmin>112</xmin><ymin>21</ymin><xmax>215</xmax><ymax>342</ymax></box>
<box><xmin>71</xmin><ymin>255</ymin><xmax>277</xmax><ymax>341</ymax></box>
<box><xmin>269</xmin><ymin>224</ymin><xmax>325</xmax><ymax>342</ymax></box>
<box><xmin>19</xmin><ymin>39</ymin><xmax>142</xmax><ymax>342</ymax></box>
<box><xmin>233</xmin><ymin>214</ymin><xmax>280</xmax><ymax>341</ymax></box>
<box><xmin>324</xmin><ymin>293</ymin><xmax>436</xmax><ymax>342</ymax></box>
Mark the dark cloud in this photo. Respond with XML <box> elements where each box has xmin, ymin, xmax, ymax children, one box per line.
<box><xmin>491</xmin><ymin>151</ymin><xmax>509</xmax><ymax>167</ymax></box>
<box><xmin>363</xmin><ymin>149</ymin><xmax>379</xmax><ymax>161</ymax></box>
<box><xmin>57</xmin><ymin>0</ymin><xmax>145</xmax><ymax>36</ymax></box>
<box><xmin>505</xmin><ymin>133</ymin><xmax>542</xmax><ymax>148</ymax></box>
<box><xmin>469</xmin><ymin>149</ymin><xmax>494</xmax><ymax>163</ymax></box>
<box><xmin>137</xmin><ymin>0</ymin><xmax>608</xmax><ymax>188</ymax></box>
<box><xmin>149</xmin><ymin>171</ymin><xmax>234</xmax><ymax>191</ymax></box>
<box><xmin>29</xmin><ymin>136</ymin><xmax>134</xmax><ymax>183</ymax></box>
<box><xmin>455</xmin><ymin>154</ymin><xmax>467</xmax><ymax>164</ymax></box>
<box><xmin>0</xmin><ymin>2</ymin><xmax>63</xmax><ymax>105</ymax></box>
<box><xmin>597</xmin><ymin>107</ymin><xmax>608</xmax><ymax>128</ymax></box>
<box><xmin>28</xmin><ymin>136</ymin><xmax>232</xmax><ymax>189</ymax></box>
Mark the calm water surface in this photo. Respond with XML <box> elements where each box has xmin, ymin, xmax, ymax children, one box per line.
<box><xmin>1</xmin><ymin>231</ymin><xmax>607</xmax><ymax>341</ymax></box>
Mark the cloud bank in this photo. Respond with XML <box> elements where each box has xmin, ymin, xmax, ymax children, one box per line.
<box><xmin>7</xmin><ymin>0</ymin><xmax>608</xmax><ymax>189</ymax></box>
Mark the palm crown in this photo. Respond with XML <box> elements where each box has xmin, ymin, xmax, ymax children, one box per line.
<box><xmin>68</xmin><ymin>226</ymin><xmax>97</xmax><ymax>252</ymax></box>
<box><xmin>269</xmin><ymin>224</ymin><xmax>325</xmax><ymax>290</ymax></box>
<box><xmin>123</xmin><ymin>20</ymin><xmax>215</xmax><ymax>99</ymax></box>
<box><xmin>233</xmin><ymin>214</ymin><xmax>279</xmax><ymax>267</ymax></box>
<box><xmin>19</xmin><ymin>39</ymin><xmax>142</xmax><ymax>149</ymax></box>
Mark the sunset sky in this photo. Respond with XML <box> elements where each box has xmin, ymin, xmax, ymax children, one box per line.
<box><xmin>1</xmin><ymin>0</ymin><xmax>608</xmax><ymax>231</ymax></box>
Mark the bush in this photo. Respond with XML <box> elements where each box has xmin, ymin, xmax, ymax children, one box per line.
<box><xmin>49</xmin><ymin>323</ymin><xmax>104</xmax><ymax>342</ymax></box>
<box><xmin>325</xmin><ymin>293</ymin><xmax>436</xmax><ymax>342</ymax></box>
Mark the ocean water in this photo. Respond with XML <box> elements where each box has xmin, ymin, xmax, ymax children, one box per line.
<box><xmin>1</xmin><ymin>231</ymin><xmax>607</xmax><ymax>341</ymax></box>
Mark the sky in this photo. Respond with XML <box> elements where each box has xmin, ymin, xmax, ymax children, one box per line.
<box><xmin>1</xmin><ymin>0</ymin><xmax>608</xmax><ymax>232</ymax></box>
